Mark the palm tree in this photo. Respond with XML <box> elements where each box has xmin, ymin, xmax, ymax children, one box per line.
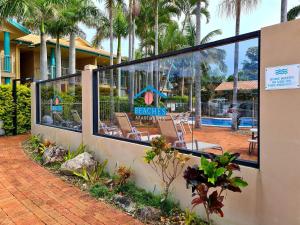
<box><xmin>281</xmin><ymin>0</ymin><xmax>288</xmax><ymax>22</ymax></box>
<box><xmin>100</xmin><ymin>0</ymin><xmax>124</xmax><ymax>121</ymax></box>
<box><xmin>195</xmin><ymin>0</ymin><xmax>209</xmax><ymax>45</ymax></box>
<box><xmin>62</xmin><ymin>0</ymin><xmax>99</xmax><ymax>75</ymax></box>
<box><xmin>46</xmin><ymin>3</ymin><xmax>70</xmax><ymax>78</ymax></box>
<box><xmin>21</xmin><ymin>0</ymin><xmax>65</xmax><ymax>80</ymax></box>
<box><xmin>287</xmin><ymin>4</ymin><xmax>300</xmax><ymax>21</ymax></box>
<box><xmin>91</xmin><ymin>16</ymin><xmax>110</xmax><ymax>48</ymax></box>
<box><xmin>220</xmin><ymin>0</ymin><xmax>259</xmax><ymax>131</ymax></box>
<box><xmin>130</xmin><ymin>0</ymin><xmax>140</xmax><ymax>60</ymax></box>
<box><xmin>159</xmin><ymin>22</ymin><xmax>187</xmax><ymax>53</ymax></box>
<box><xmin>185</xmin><ymin>20</ymin><xmax>222</xmax><ymax>112</ymax></box>
<box><xmin>22</xmin><ymin>0</ymin><xmax>64</xmax><ymax>80</ymax></box>
<box><xmin>192</xmin><ymin>0</ymin><xmax>209</xmax><ymax>128</ymax></box>
<box><xmin>0</xmin><ymin>0</ymin><xmax>30</xmax><ymax>20</ymax></box>
<box><xmin>114</xmin><ymin>3</ymin><xmax>128</xmax><ymax>96</ymax></box>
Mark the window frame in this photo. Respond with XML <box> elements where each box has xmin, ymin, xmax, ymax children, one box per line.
<box><xmin>92</xmin><ymin>31</ymin><xmax>261</xmax><ymax>169</ymax></box>
<box><xmin>36</xmin><ymin>72</ymin><xmax>83</xmax><ymax>133</ymax></box>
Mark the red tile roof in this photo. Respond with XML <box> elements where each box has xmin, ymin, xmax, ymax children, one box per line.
<box><xmin>215</xmin><ymin>81</ymin><xmax>258</xmax><ymax>91</ymax></box>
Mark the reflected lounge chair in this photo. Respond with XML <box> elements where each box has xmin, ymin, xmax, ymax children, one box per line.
<box><xmin>115</xmin><ymin>112</ymin><xmax>151</xmax><ymax>141</ymax></box>
<box><xmin>98</xmin><ymin>120</ymin><xmax>121</xmax><ymax>136</ymax></box>
<box><xmin>53</xmin><ymin>111</ymin><xmax>72</xmax><ymax>128</ymax></box>
<box><xmin>71</xmin><ymin>109</ymin><xmax>82</xmax><ymax>130</ymax></box>
<box><xmin>71</xmin><ymin>110</ymin><xmax>82</xmax><ymax>124</ymax></box>
<box><xmin>157</xmin><ymin>115</ymin><xmax>223</xmax><ymax>152</ymax></box>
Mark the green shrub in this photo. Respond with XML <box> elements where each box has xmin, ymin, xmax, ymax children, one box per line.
<box><xmin>116</xmin><ymin>181</ymin><xmax>178</xmax><ymax>215</ymax></box>
<box><xmin>64</xmin><ymin>143</ymin><xmax>86</xmax><ymax>161</ymax></box>
<box><xmin>99</xmin><ymin>96</ymin><xmax>130</xmax><ymax>121</ymax></box>
<box><xmin>0</xmin><ymin>84</ymin><xmax>31</xmax><ymax>135</ymax></box>
<box><xmin>90</xmin><ymin>183</ymin><xmax>113</xmax><ymax>198</ymax></box>
<box><xmin>167</xmin><ymin>95</ymin><xmax>189</xmax><ymax>103</ymax></box>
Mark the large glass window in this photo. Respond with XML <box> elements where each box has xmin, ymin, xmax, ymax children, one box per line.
<box><xmin>38</xmin><ymin>75</ymin><xmax>82</xmax><ymax>131</ymax></box>
<box><xmin>95</xmin><ymin>35</ymin><xmax>259</xmax><ymax>166</ymax></box>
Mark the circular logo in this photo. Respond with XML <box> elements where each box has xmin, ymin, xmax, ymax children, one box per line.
<box><xmin>144</xmin><ymin>92</ymin><xmax>153</xmax><ymax>105</ymax></box>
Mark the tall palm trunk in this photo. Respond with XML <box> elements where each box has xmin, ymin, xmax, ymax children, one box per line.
<box><xmin>194</xmin><ymin>0</ymin><xmax>202</xmax><ymax>128</ymax></box>
<box><xmin>128</xmin><ymin>0</ymin><xmax>132</xmax><ymax>60</ymax></box>
<box><xmin>154</xmin><ymin>0</ymin><xmax>159</xmax><ymax>106</ymax></box>
<box><xmin>231</xmin><ymin>0</ymin><xmax>241</xmax><ymax>131</ymax></box>
<box><xmin>188</xmin><ymin>62</ymin><xmax>194</xmax><ymax>111</ymax></box>
<box><xmin>109</xmin><ymin>5</ymin><xmax>115</xmax><ymax>122</ymax></box>
<box><xmin>132</xmin><ymin>1</ymin><xmax>136</xmax><ymax>101</ymax></box>
<box><xmin>132</xmin><ymin>0</ymin><xmax>136</xmax><ymax>60</ymax></box>
<box><xmin>281</xmin><ymin>0</ymin><xmax>287</xmax><ymax>22</ymax></box>
<box><xmin>68</xmin><ymin>32</ymin><xmax>76</xmax><ymax>74</ymax></box>
<box><xmin>40</xmin><ymin>23</ymin><xmax>48</xmax><ymax>80</ymax></box>
<box><xmin>129</xmin><ymin>0</ymin><xmax>134</xmax><ymax>112</ymax></box>
<box><xmin>154</xmin><ymin>0</ymin><xmax>158</xmax><ymax>56</ymax></box>
<box><xmin>56</xmin><ymin>35</ymin><xmax>62</xmax><ymax>78</ymax></box>
<box><xmin>117</xmin><ymin>35</ymin><xmax>121</xmax><ymax>97</ymax></box>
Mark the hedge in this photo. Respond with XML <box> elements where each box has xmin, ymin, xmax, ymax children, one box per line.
<box><xmin>0</xmin><ymin>84</ymin><xmax>31</xmax><ymax>135</ymax></box>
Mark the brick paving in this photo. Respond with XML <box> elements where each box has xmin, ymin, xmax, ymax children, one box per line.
<box><xmin>0</xmin><ymin>135</ymin><xmax>143</xmax><ymax>225</ymax></box>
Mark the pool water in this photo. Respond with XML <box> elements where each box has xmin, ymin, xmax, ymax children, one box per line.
<box><xmin>190</xmin><ymin>117</ymin><xmax>257</xmax><ymax>128</ymax></box>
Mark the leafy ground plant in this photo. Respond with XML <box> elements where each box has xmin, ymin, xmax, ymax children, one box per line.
<box><xmin>116</xmin><ymin>165</ymin><xmax>132</xmax><ymax>185</ymax></box>
<box><xmin>23</xmin><ymin>134</ymin><xmax>47</xmax><ymax>161</ymax></box>
<box><xmin>183</xmin><ymin>152</ymin><xmax>248</xmax><ymax>224</ymax></box>
<box><xmin>73</xmin><ymin>159</ymin><xmax>108</xmax><ymax>185</ymax></box>
<box><xmin>144</xmin><ymin>136</ymin><xmax>191</xmax><ymax>201</ymax></box>
<box><xmin>64</xmin><ymin>143</ymin><xmax>86</xmax><ymax>161</ymax></box>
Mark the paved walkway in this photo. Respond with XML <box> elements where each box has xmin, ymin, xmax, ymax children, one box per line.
<box><xmin>0</xmin><ymin>135</ymin><xmax>143</xmax><ymax>225</ymax></box>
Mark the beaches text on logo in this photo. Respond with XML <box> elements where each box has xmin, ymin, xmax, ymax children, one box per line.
<box><xmin>133</xmin><ymin>85</ymin><xmax>167</xmax><ymax>117</ymax></box>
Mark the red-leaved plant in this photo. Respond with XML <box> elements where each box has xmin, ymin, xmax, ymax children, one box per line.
<box><xmin>183</xmin><ymin>152</ymin><xmax>248</xmax><ymax>224</ymax></box>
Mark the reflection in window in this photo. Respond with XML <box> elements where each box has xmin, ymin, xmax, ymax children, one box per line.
<box><xmin>97</xmin><ymin>38</ymin><xmax>259</xmax><ymax>164</ymax></box>
<box><xmin>39</xmin><ymin>75</ymin><xmax>82</xmax><ymax>131</ymax></box>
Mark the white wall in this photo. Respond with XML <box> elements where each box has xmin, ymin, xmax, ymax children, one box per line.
<box><xmin>31</xmin><ymin>20</ymin><xmax>300</xmax><ymax>225</ymax></box>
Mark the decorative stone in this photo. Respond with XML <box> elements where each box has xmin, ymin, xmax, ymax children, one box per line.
<box><xmin>42</xmin><ymin>115</ymin><xmax>53</xmax><ymax>124</ymax></box>
<box><xmin>82</xmin><ymin>183</ymin><xmax>88</xmax><ymax>191</ymax></box>
<box><xmin>113</xmin><ymin>194</ymin><xmax>136</xmax><ymax>213</ymax></box>
<box><xmin>42</xmin><ymin>145</ymin><xmax>67</xmax><ymax>165</ymax></box>
<box><xmin>60</xmin><ymin>152</ymin><xmax>96</xmax><ymax>175</ymax></box>
<box><xmin>136</xmin><ymin>206</ymin><xmax>161</xmax><ymax>222</ymax></box>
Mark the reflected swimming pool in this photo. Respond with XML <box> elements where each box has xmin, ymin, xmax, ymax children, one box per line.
<box><xmin>190</xmin><ymin>117</ymin><xmax>256</xmax><ymax>128</ymax></box>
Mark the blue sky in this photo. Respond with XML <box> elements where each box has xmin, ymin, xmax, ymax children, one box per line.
<box><xmin>82</xmin><ymin>0</ymin><xmax>300</xmax><ymax>57</ymax></box>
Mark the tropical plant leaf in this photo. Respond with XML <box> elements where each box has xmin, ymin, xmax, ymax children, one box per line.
<box><xmin>230</xmin><ymin>177</ymin><xmax>248</xmax><ymax>188</ymax></box>
<box><xmin>191</xmin><ymin>197</ymin><xmax>204</xmax><ymax>209</ymax></box>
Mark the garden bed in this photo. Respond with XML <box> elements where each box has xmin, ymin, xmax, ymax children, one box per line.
<box><xmin>22</xmin><ymin>135</ymin><xmax>207</xmax><ymax>225</ymax></box>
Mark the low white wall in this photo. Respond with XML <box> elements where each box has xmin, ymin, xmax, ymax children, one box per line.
<box><xmin>31</xmin><ymin>70</ymin><xmax>259</xmax><ymax>225</ymax></box>
<box><xmin>31</xmin><ymin>20</ymin><xmax>300</xmax><ymax>225</ymax></box>
<box><xmin>31</xmin><ymin>124</ymin><xmax>83</xmax><ymax>150</ymax></box>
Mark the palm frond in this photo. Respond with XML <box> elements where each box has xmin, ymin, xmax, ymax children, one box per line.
<box><xmin>219</xmin><ymin>0</ymin><xmax>260</xmax><ymax>17</ymax></box>
<box><xmin>201</xmin><ymin>29</ymin><xmax>222</xmax><ymax>44</ymax></box>
<box><xmin>288</xmin><ymin>5</ymin><xmax>300</xmax><ymax>21</ymax></box>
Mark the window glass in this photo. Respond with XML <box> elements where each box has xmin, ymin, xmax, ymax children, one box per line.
<box><xmin>97</xmin><ymin>37</ymin><xmax>259</xmax><ymax>164</ymax></box>
<box><xmin>39</xmin><ymin>75</ymin><xmax>82</xmax><ymax>131</ymax></box>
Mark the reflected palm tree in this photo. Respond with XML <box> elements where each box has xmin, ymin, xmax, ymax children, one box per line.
<box><xmin>219</xmin><ymin>0</ymin><xmax>259</xmax><ymax>130</ymax></box>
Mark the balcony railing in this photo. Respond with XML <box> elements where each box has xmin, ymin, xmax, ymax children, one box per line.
<box><xmin>0</xmin><ymin>55</ymin><xmax>12</xmax><ymax>73</ymax></box>
<box><xmin>35</xmin><ymin>66</ymin><xmax>82</xmax><ymax>79</ymax></box>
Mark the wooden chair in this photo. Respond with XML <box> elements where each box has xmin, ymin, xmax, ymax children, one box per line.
<box><xmin>115</xmin><ymin>112</ymin><xmax>150</xmax><ymax>141</ymax></box>
<box><xmin>157</xmin><ymin>115</ymin><xmax>223</xmax><ymax>152</ymax></box>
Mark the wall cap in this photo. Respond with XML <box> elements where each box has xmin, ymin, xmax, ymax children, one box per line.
<box><xmin>84</xmin><ymin>64</ymin><xmax>97</xmax><ymax>70</ymax></box>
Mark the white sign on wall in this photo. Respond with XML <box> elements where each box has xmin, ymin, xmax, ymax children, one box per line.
<box><xmin>265</xmin><ymin>64</ymin><xmax>300</xmax><ymax>90</ymax></box>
